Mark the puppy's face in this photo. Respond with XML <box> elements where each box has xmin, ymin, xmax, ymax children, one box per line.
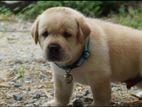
<box><xmin>31</xmin><ymin>8</ymin><xmax>90</xmax><ymax>64</ymax></box>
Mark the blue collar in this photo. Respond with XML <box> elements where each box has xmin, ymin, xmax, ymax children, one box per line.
<box><xmin>55</xmin><ymin>37</ymin><xmax>90</xmax><ymax>70</ymax></box>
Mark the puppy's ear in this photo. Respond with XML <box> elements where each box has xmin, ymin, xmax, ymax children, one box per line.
<box><xmin>31</xmin><ymin>17</ymin><xmax>39</xmax><ymax>44</ymax></box>
<box><xmin>76</xmin><ymin>17</ymin><xmax>90</xmax><ymax>43</ymax></box>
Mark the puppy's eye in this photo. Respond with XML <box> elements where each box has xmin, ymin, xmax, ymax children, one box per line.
<box><xmin>42</xmin><ymin>31</ymin><xmax>48</xmax><ymax>37</ymax></box>
<box><xmin>63</xmin><ymin>32</ymin><xmax>72</xmax><ymax>38</ymax></box>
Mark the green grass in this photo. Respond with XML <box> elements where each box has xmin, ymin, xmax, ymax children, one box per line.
<box><xmin>17</xmin><ymin>66</ymin><xmax>25</xmax><ymax>78</ymax></box>
<box><xmin>0</xmin><ymin>6</ymin><xmax>13</xmax><ymax>16</ymax></box>
<box><xmin>0</xmin><ymin>3</ymin><xmax>142</xmax><ymax>29</ymax></box>
<box><xmin>100</xmin><ymin>9</ymin><xmax>142</xmax><ymax>29</ymax></box>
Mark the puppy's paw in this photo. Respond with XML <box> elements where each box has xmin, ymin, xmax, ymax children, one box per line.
<box><xmin>42</xmin><ymin>100</ymin><xmax>65</xmax><ymax>106</ymax></box>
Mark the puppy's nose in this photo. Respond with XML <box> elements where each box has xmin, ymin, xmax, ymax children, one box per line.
<box><xmin>47</xmin><ymin>43</ymin><xmax>61</xmax><ymax>61</ymax></box>
<box><xmin>48</xmin><ymin>43</ymin><xmax>60</xmax><ymax>51</ymax></box>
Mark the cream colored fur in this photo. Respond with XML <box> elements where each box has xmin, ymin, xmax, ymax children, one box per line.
<box><xmin>31</xmin><ymin>7</ymin><xmax>142</xmax><ymax>106</ymax></box>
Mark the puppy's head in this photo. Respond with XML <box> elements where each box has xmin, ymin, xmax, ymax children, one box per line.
<box><xmin>31</xmin><ymin>7</ymin><xmax>90</xmax><ymax>64</ymax></box>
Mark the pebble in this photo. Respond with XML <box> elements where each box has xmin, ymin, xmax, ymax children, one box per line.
<box><xmin>24</xmin><ymin>76</ymin><xmax>32</xmax><ymax>83</ymax></box>
<box><xmin>33</xmin><ymin>100</ymin><xmax>41</xmax><ymax>106</ymax></box>
<box><xmin>84</xmin><ymin>90</ymin><xmax>90</xmax><ymax>96</ymax></box>
<box><xmin>32</xmin><ymin>92</ymin><xmax>41</xmax><ymax>99</ymax></box>
<box><xmin>25</xmin><ymin>103</ymin><xmax>35</xmax><ymax>107</ymax></box>
<box><xmin>9</xmin><ymin>80</ymin><xmax>22</xmax><ymax>88</ymax></box>
<box><xmin>72</xmin><ymin>99</ymin><xmax>84</xmax><ymax>107</ymax></box>
<box><xmin>84</xmin><ymin>97</ymin><xmax>93</xmax><ymax>103</ymax></box>
<box><xmin>13</xmin><ymin>94</ymin><xmax>23</xmax><ymax>101</ymax></box>
<box><xmin>14</xmin><ymin>60</ymin><xmax>23</xmax><ymax>64</ymax></box>
<box><xmin>26</xmin><ymin>87</ymin><xmax>31</xmax><ymax>91</ymax></box>
<box><xmin>14</xmin><ymin>82</ymin><xmax>22</xmax><ymax>88</ymax></box>
<box><xmin>0</xmin><ymin>53</ymin><xmax>5</xmax><ymax>61</ymax></box>
<box><xmin>39</xmin><ymin>74</ymin><xmax>48</xmax><ymax>81</ymax></box>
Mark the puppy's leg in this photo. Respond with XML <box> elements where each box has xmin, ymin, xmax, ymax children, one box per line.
<box><xmin>54</xmin><ymin>74</ymin><xmax>73</xmax><ymax>105</ymax></box>
<box><xmin>91</xmin><ymin>75</ymin><xmax>111</xmax><ymax>106</ymax></box>
<box><xmin>45</xmin><ymin>73</ymin><xmax>73</xmax><ymax>106</ymax></box>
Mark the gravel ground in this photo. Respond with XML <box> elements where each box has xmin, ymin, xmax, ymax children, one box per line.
<box><xmin>0</xmin><ymin>16</ymin><xmax>142</xmax><ymax>106</ymax></box>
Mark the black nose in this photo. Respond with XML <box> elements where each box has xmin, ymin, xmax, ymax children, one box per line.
<box><xmin>47</xmin><ymin>43</ymin><xmax>61</xmax><ymax>60</ymax></box>
<box><xmin>48</xmin><ymin>43</ymin><xmax>60</xmax><ymax>51</ymax></box>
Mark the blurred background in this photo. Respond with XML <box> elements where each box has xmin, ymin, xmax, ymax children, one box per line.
<box><xmin>0</xmin><ymin>1</ymin><xmax>142</xmax><ymax>28</ymax></box>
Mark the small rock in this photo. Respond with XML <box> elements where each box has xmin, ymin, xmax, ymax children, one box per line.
<box><xmin>39</xmin><ymin>74</ymin><xmax>47</xmax><ymax>81</ymax></box>
<box><xmin>33</xmin><ymin>100</ymin><xmax>41</xmax><ymax>106</ymax></box>
<box><xmin>0</xmin><ymin>53</ymin><xmax>5</xmax><ymax>61</ymax></box>
<box><xmin>28</xmin><ymin>99</ymin><xmax>37</xmax><ymax>103</ymax></box>
<box><xmin>10</xmin><ymin>79</ymin><xmax>17</xmax><ymax>83</ymax></box>
<box><xmin>14</xmin><ymin>82</ymin><xmax>22</xmax><ymax>88</ymax></box>
<box><xmin>32</xmin><ymin>92</ymin><xmax>41</xmax><ymax>99</ymax></box>
<box><xmin>32</xmin><ymin>91</ymin><xmax>46</xmax><ymax>99</ymax></box>
<box><xmin>13</xmin><ymin>94</ymin><xmax>23</xmax><ymax>101</ymax></box>
<box><xmin>8</xmin><ymin>80</ymin><xmax>22</xmax><ymax>88</ymax></box>
<box><xmin>84</xmin><ymin>90</ymin><xmax>90</xmax><ymax>96</ymax></box>
<box><xmin>84</xmin><ymin>97</ymin><xmax>93</xmax><ymax>103</ymax></box>
<box><xmin>24</xmin><ymin>76</ymin><xmax>32</xmax><ymax>83</ymax></box>
<box><xmin>15</xmin><ymin>60</ymin><xmax>23</xmax><ymax>64</ymax></box>
<box><xmin>26</xmin><ymin>87</ymin><xmax>31</xmax><ymax>91</ymax></box>
<box><xmin>25</xmin><ymin>103</ymin><xmax>34</xmax><ymax>107</ymax></box>
<box><xmin>73</xmin><ymin>99</ymin><xmax>84</xmax><ymax>107</ymax></box>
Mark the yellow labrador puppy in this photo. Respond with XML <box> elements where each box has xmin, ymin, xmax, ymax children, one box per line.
<box><xmin>31</xmin><ymin>7</ymin><xmax>142</xmax><ymax>106</ymax></box>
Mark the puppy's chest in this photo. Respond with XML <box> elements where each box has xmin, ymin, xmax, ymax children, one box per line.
<box><xmin>71</xmin><ymin>68</ymin><xmax>89</xmax><ymax>84</ymax></box>
<box><xmin>55</xmin><ymin>68</ymin><xmax>88</xmax><ymax>84</ymax></box>
<box><xmin>52</xmin><ymin>64</ymin><xmax>90</xmax><ymax>85</ymax></box>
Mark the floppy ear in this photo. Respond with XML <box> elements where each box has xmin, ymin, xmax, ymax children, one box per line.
<box><xmin>76</xmin><ymin>17</ymin><xmax>90</xmax><ymax>43</ymax></box>
<box><xmin>31</xmin><ymin>17</ymin><xmax>39</xmax><ymax>44</ymax></box>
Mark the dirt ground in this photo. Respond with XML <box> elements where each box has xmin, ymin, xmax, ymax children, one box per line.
<box><xmin>0</xmin><ymin>16</ymin><xmax>142</xmax><ymax>106</ymax></box>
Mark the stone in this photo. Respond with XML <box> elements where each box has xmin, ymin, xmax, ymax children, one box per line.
<box><xmin>13</xmin><ymin>94</ymin><xmax>23</xmax><ymax>101</ymax></box>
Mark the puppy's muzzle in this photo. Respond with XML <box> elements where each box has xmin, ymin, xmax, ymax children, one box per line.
<box><xmin>47</xmin><ymin>43</ymin><xmax>62</xmax><ymax>61</ymax></box>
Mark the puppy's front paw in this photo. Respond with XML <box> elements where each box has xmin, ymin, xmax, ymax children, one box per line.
<box><xmin>42</xmin><ymin>100</ymin><xmax>65</xmax><ymax>106</ymax></box>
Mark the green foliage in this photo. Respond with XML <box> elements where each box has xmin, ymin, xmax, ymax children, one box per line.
<box><xmin>0</xmin><ymin>1</ymin><xmax>142</xmax><ymax>29</ymax></box>
<box><xmin>0</xmin><ymin>6</ymin><xmax>13</xmax><ymax>16</ymax></box>
<box><xmin>19</xmin><ymin>1</ymin><xmax>127</xmax><ymax>18</ymax></box>
<box><xmin>17</xmin><ymin>66</ymin><xmax>25</xmax><ymax>78</ymax></box>
<box><xmin>107</xmin><ymin>9</ymin><xmax>142</xmax><ymax>29</ymax></box>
